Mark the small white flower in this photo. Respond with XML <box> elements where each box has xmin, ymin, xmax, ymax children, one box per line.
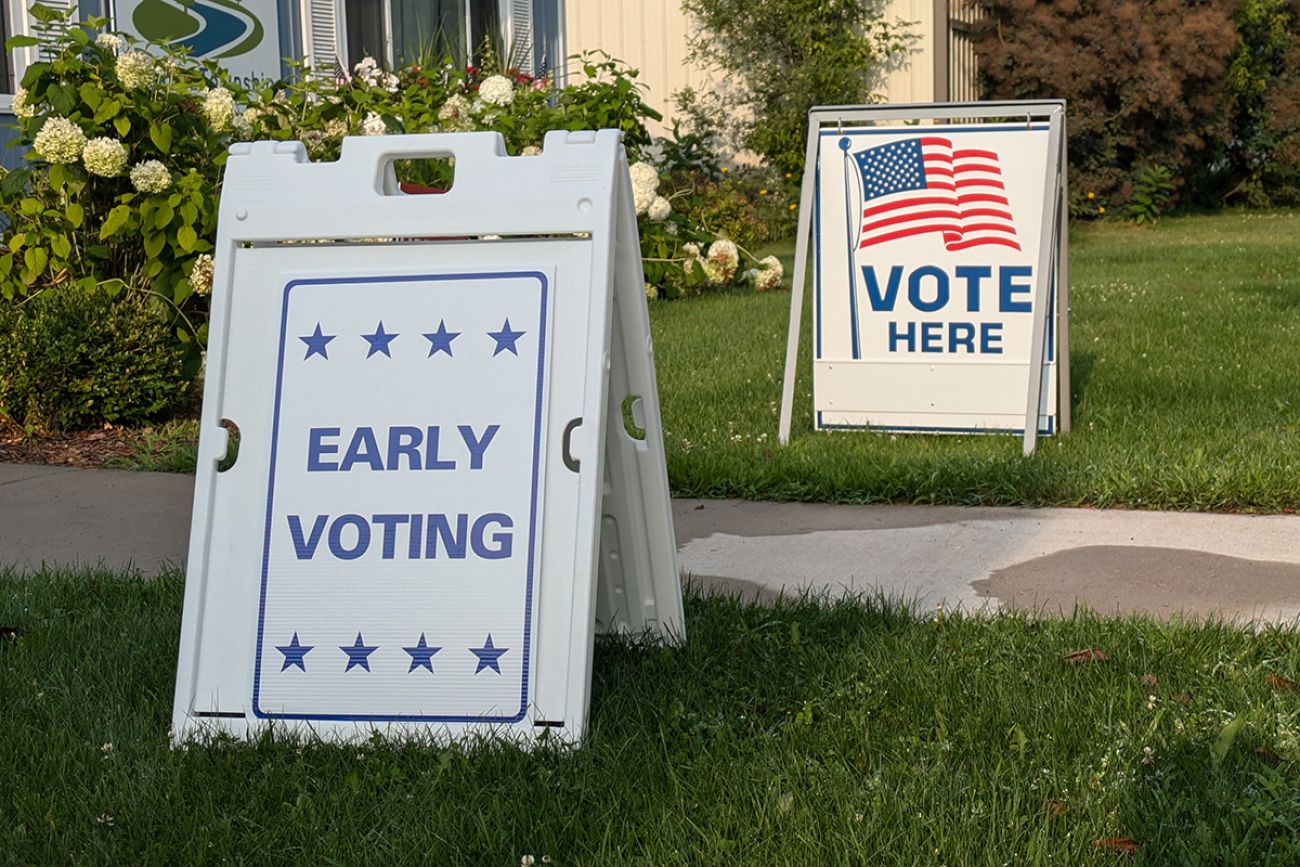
<box><xmin>95</xmin><ymin>32</ymin><xmax>123</xmax><ymax>51</ymax></box>
<box><xmin>479</xmin><ymin>75</ymin><xmax>515</xmax><ymax>107</ymax></box>
<box><xmin>353</xmin><ymin>56</ymin><xmax>377</xmax><ymax>73</ymax></box>
<box><xmin>202</xmin><ymin>87</ymin><xmax>236</xmax><ymax>132</ymax></box>
<box><xmin>436</xmin><ymin>94</ymin><xmax>474</xmax><ymax>131</ymax></box>
<box><xmin>664</xmin><ymin>221</ymin><xmax>678</xmax><ymax>236</ymax></box>
<box><xmin>82</xmin><ymin>137</ymin><xmax>128</xmax><ymax>177</ymax></box>
<box><xmin>100</xmin><ymin>742</ymin><xmax>114</xmax><ymax>753</ymax></box>
<box><xmin>129</xmin><ymin>159</ymin><xmax>171</xmax><ymax>194</ymax></box>
<box><xmin>362</xmin><ymin>112</ymin><xmax>387</xmax><ymax>136</ymax></box>
<box><xmin>325</xmin><ymin>117</ymin><xmax>349</xmax><ymax>138</ymax></box>
<box><xmin>628</xmin><ymin>162</ymin><xmax>659</xmax><ymax>215</ymax></box>
<box><xmin>520</xmin><ymin>857</ymin><xmax>535</xmax><ymax>867</ymax></box>
<box><xmin>1141</xmin><ymin>746</ymin><xmax>1155</xmax><ymax>765</ymax></box>
<box><xmin>521</xmin><ymin>145</ymin><xmax>542</xmax><ymax>156</ymax></box>
<box><xmin>11</xmin><ymin>86</ymin><xmax>35</xmax><ymax>119</ymax></box>
<box><xmin>681</xmin><ymin>242</ymin><xmax>701</xmax><ymax>259</ymax></box>
<box><xmin>754</xmin><ymin>254</ymin><xmax>784</xmax><ymax>291</ymax></box>
<box><xmin>647</xmin><ymin>195</ymin><xmax>671</xmax><ymax>222</ymax></box>
<box><xmin>115</xmin><ymin>50</ymin><xmax>156</xmax><ymax>90</ymax></box>
<box><xmin>189</xmin><ymin>254</ymin><xmax>214</xmax><ymax>296</ymax></box>
<box><xmin>32</xmin><ymin>117</ymin><xmax>87</xmax><ymax>164</ymax></box>
<box><xmin>703</xmin><ymin>239</ymin><xmax>739</xmax><ymax>284</ymax></box>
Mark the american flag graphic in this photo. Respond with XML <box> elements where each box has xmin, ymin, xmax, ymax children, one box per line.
<box><xmin>852</xmin><ymin>137</ymin><xmax>1021</xmax><ymax>252</ymax></box>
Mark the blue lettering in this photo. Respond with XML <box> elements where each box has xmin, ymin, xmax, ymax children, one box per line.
<box><xmin>908</xmin><ymin>265</ymin><xmax>949</xmax><ymax>313</ymax></box>
<box><xmin>373</xmin><ymin>513</ymin><xmax>408</xmax><ymax>559</ymax></box>
<box><xmin>920</xmin><ymin>321</ymin><xmax>943</xmax><ymax>353</ymax></box>
<box><xmin>459</xmin><ymin>424</ymin><xmax>499</xmax><ymax>470</ymax></box>
<box><xmin>956</xmin><ymin>265</ymin><xmax>992</xmax><ymax>312</ymax></box>
<box><xmin>981</xmin><ymin>322</ymin><xmax>1004</xmax><ymax>354</ymax></box>
<box><xmin>340</xmin><ymin>428</ymin><xmax>384</xmax><ymax>472</ymax></box>
<box><xmin>407</xmin><ymin>512</ymin><xmax>423</xmax><ymax>559</ymax></box>
<box><xmin>424</xmin><ymin>426</ymin><xmax>456</xmax><ymax>470</ymax></box>
<box><xmin>862</xmin><ymin>265</ymin><xmax>903</xmax><ymax>312</ymax></box>
<box><xmin>425</xmin><ymin>513</ymin><xmax>468</xmax><ymax>558</ymax></box>
<box><xmin>386</xmin><ymin>426</ymin><xmax>423</xmax><ymax>470</ymax></box>
<box><xmin>472</xmin><ymin>513</ymin><xmax>514</xmax><ymax>560</ymax></box>
<box><xmin>999</xmin><ymin>265</ymin><xmax>1033</xmax><ymax>313</ymax></box>
<box><xmin>287</xmin><ymin>514</ymin><xmax>328</xmax><ymax>559</ymax></box>
<box><xmin>307</xmin><ymin>428</ymin><xmax>340</xmax><ymax>472</ymax></box>
<box><xmin>889</xmin><ymin>321</ymin><xmax>916</xmax><ymax>352</ymax></box>
<box><xmin>327</xmin><ymin>514</ymin><xmax>371</xmax><ymax>560</ymax></box>
<box><xmin>950</xmin><ymin>322</ymin><xmax>976</xmax><ymax>353</ymax></box>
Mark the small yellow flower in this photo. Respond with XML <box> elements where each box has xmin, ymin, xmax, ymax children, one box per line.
<box><xmin>784</xmin><ymin>172</ymin><xmax>793</xmax><ymax>179</ymax></box>
<box><xmin>720</xmin><ymin>166</ymin><xmax>728</xmax><ymax>174</ymax></box>
<box><xmin>1098</xmin><ymin>206</ymin><xmax>1106</xmax><ymax>214</ymax></box>
<box><xmin>788</xmin><ymin>203</ymin><xmax>797</xmax><ymax>211</ymax></box>
<box><xmin>759</xmin><ymin>188</ymin><xmax>768</xmax><ymax>196</ymax></box>
<box><xmin>1087</xmin><ymin>191</ymin><xmax>1096</xmax><ymax>200</ymax></box>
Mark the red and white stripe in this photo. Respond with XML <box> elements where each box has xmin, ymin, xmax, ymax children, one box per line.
<box><xmin>945</xmin><ymin>147</ymin><xmax>1020</xmax><ymax>251</ymax></box>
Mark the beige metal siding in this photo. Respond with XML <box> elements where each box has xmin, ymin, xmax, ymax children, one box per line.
<box><xmin>877</xmin><ymin>0</ymin><xmax>939</xmax><ymax>104</ymax></box>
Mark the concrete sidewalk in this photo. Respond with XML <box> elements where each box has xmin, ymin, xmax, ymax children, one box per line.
<box><xmin>3</xmin><ymin>463</ymin><xmax>1299</xmax><ymax>623</ymax></box>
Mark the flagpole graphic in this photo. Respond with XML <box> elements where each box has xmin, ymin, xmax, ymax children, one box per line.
<box><xmin>840</xmin><ymin>136</ymin><xmax>862</xmax><ymax>360</ymax></box>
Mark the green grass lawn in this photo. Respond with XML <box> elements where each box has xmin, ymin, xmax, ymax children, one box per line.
<box><xmin>2</xmin><ymin>570</ymin><xmax>1298</xmax><ymax>864</ymax></box>
<box><xmin>651</xmin><ymin>210</ymin><xmax>1300</xmax><ymax>511</ymax></box>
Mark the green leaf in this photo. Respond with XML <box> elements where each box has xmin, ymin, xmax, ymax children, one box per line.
<box><xmin>49</xmin><ymin>234</ymin><xmax>71</xmax><ymax>260</ymax></box>
<box><xmin>150</xmin><ymin>124</ymin><xmax>173</xmax><ymax>154</ymax></box>
<box><xmin>23</xmin><ymin>246</ymin><xmax>48</xmax><ymax>278</ymax></box>
<box><xmin>101</xmin><ymin>278</ymin><xmax>126</xmax><ymax>298</ymax></box>
<box><xmin>67</xmin><ymin>26</ymin><xmax>89</xmax><ymax>46</ymax></box>
<box><xmin>0</xmin><ymin>254</ymin><xmax>13</xmax><ymax>277</ymax></box>
<box><xmin>176</xmin><ymin>224</ymin><xmax>198</xmax><ymax>252</ymax></box>
<box><xmin>93</xmin><ymin>99</ymin><xmax>122</xmax><ymax>124</ymax></box>
<box><xmin>114</xmin><ymin>116</ymin><xmax>131</xmax><ymax>137</ymax></box>
<box><xmin>1211</xmin><ymin>717</ymin><xmax>1244</xmax><ymax>770</ymax></box>
<box><xmin>8</xmin><ymin>232</ymin><xmax>27</xmax><ymax>252</ymax></box>
<box><xmin>46</xmin><ymin>83</ymin><xmax>76</xmax><ymax>116</ymax></box>
<box><xmin>28</xmin><ymin>4</ymin><xmax>67</xmax><ymax>24</ymax></box>
<box><xmin>0</xmin><ymin>167</ymin><xmax>29</xmax><ymax>197</ymax></box>
<box><xmin>100</xmin><ymin>203</ymin><xmax>132</xmax><ymax>239</ymax></box>
<box><xmin>5</xmin><ymin>36</ymin><xmax>41</xmax><ymax>49</ymax></box>
<box><xmin>153</xmin><ymin>203</ymin><xmax>174</xmax><ymax>229</ymax></box>
<box><xmin>47</xmin><ymin>162</ymin><xmax>66</xmax><ymax>190</ymax></box>
<box><xmin>65</xmin><ymin>202</ymin><xmax>84</xmax><ymax>228</ymax></box>
<box><xmin>144</xmin><ymin>231</ymin><xmax>166</xmax><ymax>258</ymax></box>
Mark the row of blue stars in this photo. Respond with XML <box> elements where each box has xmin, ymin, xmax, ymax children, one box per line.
<box><xmin>299</xmin><ymin>319</ymin><xmax>526</xmax><ymax>361</ymax></box>
<box><xmin>275</xmin><ymin>631</ymin><xmax>508</xmax><ymax>674</ymax></box>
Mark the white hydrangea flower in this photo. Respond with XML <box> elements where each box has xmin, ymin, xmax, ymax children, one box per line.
<box><xmin>11</xmin><ymin>86</ymin><xmax>35</xmax><ymax>119</ymax></box>
<box><xmin>325</xmin><ymin>117</ymin><xmax>349</xmax><ymax>138</ymax></box>
<box><xmin>754</xmin><ymin>255</ymin><xmax>784</xmax><ymax>292</ymax></box>
<box><xmin>95</xmin><ymin>32</ymin><xmax>123</xmax><ymax>51</ymax></box>
<box><xmin>129</xmin><ymin>159</ymin><xmax>172</xmax><ymax>194</ymax></box>
<box><xmin>362</xmin><ymin>112</ymin><xmax>387</xmax><ymax>136</ymax></box>
<box><xmin>115</xmin><ymin>50</ymin><xmax>156</xmax><ymax>90</ymax></box>
<box><xmin>703</xmin><ymin>239</ymin><xmax>739</xmax><ymax>284</ymax></box>
<box><xmin>437</xmin><ymin>94</ymin><xmax>474</xmax><ymax>131</ymax></box>
<box><xmin>521</xmin><ymin>145</ymin><xmax>542</xmax><ymax>156</ymax></box>
<box><xmin>681</xmin><ymin>242</ymin><xmax>700</xmax><ymax>259</ymax></box>
<box><xmin>478</xmin><ymin>75</ymin><xmax>514</xmax><ymax>107</ymax></box>
<box><xmin>353</xmin><ymin>56</ymin><xmax>377</xmax><ymax>74</ymax></box>
<box><xmin>202</xmin><ymin>87</ymin><xmax>236</xmax><ymax>132</ymax></box>
<box><xmin>664</xmin><ymin>221</ymin><xmax>678</xmax><ymax>236</ymax></box>
<box><xmin>32</xmin><ymin>117</ymin><xmax>87</xmax><ymax>164</ymax></box>
<box><xmin>628</xmin><ymin>162</ymin><xmax>659</xmax><ymax>215</ymax></box>
<box><xmin>189</xmin><ymin>253</ymin><xmax>215</xmax><ymax>296</ymax></box>
<box><xmin>82</xmin><ymin>137</ymin><xmax>128</xmax><ymax>177</ymax></box>
<box><xmin>647</xmin><ymin>195</ymin><xmax>671</xmax><ymax>222</ymax></box>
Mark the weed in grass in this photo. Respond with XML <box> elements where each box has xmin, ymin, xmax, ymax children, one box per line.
<box><xmin>2</xmin><ymin>568</ymin><xmax>1298</xmax><ymax>864</ymax></box>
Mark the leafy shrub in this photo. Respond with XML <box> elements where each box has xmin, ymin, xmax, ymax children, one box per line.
<box><xmin>0</xmin><ymin>287</ymin><xmax>190</xmax><ymax>432</ymax></box>
<box><xmin>0</xmin><ymin>5</ymin><xmax>249</xmax><ymax>350</ymax></box>
<box><xmin>1127</xmin><ymin>165</ymin><xmax>1175</xmax><ymax>224</ymax></box>
<box><xmin>679</xmin><ymin>0</ymin><xmax>913</xmax><ymax>177</ymax></box>
<box><xmin>665</xmin><ymin>167</ymin><xmax>797</xmax><ymax>249</ymax></box>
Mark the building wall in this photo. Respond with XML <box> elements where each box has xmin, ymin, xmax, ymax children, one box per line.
<box><xmin>563</xmin><ymin>0</ymin><xmax>943</xmax><ymax>137</ymax></box>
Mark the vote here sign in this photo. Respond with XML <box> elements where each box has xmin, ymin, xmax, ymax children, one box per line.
<box><xmin>252</xmin><ymin>269</ymin><xmax>550</xmax><ymax>724</ymax></box>
<box><xmin>813</xmin><ymin>124</ymin><xmax>1058</xmax><ymax>434</ymax></box>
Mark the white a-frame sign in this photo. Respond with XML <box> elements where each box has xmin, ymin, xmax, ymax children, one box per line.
<box><xmin>778</xmin><ymin>102</ymin><xmax>1069</xmax><ymax>455</ymax></box>
<box><xmin>173</xmin><ymin>130</ymin><xmax>684</xmax><ymax>747</ymax></box>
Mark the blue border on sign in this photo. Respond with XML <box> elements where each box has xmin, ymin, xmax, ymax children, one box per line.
<box><xmin>250</xmin><ymin>270</ymin><xmax>549</xmax><ymax>725</ymax></box>
<box><xmin>812</xmin><ymin>125</ymin><xmax>1058</xmax><ymax>435</ymax></box>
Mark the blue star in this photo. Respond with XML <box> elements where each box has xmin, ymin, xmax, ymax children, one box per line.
<box><xmin>403</xmin><ymin>633</ymin><xmax>442</xmax><ymax>673</ymax></box>
<box><xmin>299</xmin><ymin>323</ymin><xmax>336</xmax><ymax>360</ymax></box>
<box><xmin>487</xmin><ymin>319</ymin><xmax>525</xmax><ymax>357</ymax></box>
<box><xmin>362</xmin><ymin>321</ymin><xmax>399</xmax><ymax>358</ymax></box>
<box><xmin>423</xmin><ymin>320</ymin><xmax>460</xmax><ymax>357</ymax></box>
<box><xmin>341</xmin><ymin>632</ymin><xmax>378</xmax><ymax>672</ymax></box>
<box><xmin>276</xmin><ymin>632</ymin><xmax>313</xmax><ymax>672</ymax></box>
<box><xmin>469</xmin><ymin>634</ymin><xmax>508</xmax><ymax>674</ymax></box>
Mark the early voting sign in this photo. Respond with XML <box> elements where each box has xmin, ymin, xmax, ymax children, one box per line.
<box><xmin>173</xmin><ymin>130</ymin><xmax>683</xmax><ymax>746</ymax></box>
<box><xmin>778</xmin><ymin>102</ymin><xmax>1070</xmax><ymax>455</ymax></box>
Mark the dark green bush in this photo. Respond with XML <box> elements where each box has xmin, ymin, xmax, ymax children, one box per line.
<box><xmin>666</xmin><ymin>168</ymin><xmax>798</xmax><ymax>249</ymax></box>
<box><xmin>0</xmin><ymin>288</ymin><xmax>190</xmax><ymax>432</ymax></box>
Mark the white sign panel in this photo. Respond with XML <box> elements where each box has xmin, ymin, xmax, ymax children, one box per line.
<box><xmin>173</xmin><ymin>130</ymin><xmax>684</xmax><ymax>747</ymax></box>
<box><xmin>115</xmin><ymin>0</ymin><xmax>283</xmax><ymax>87</ymax></box>
<box><xmin>779</xmin><ymin>103</ymin><xmax>1068</xmax><ymax>454</ymax></box>
<box><xmin>256</xmin><ymin>270</ymin><xmax>549</xmax><ymax>724</ymax></box>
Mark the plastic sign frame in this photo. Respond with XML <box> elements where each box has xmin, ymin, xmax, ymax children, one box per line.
<box><xmin>778</xmin><ymin>102</ymin><xmax>1069</xmax><ymax>456</ymax></box>
<box><xmin>172</xmin><ymin>130</ymin><xmax>684</xmax><ymax>748</ymax></box>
